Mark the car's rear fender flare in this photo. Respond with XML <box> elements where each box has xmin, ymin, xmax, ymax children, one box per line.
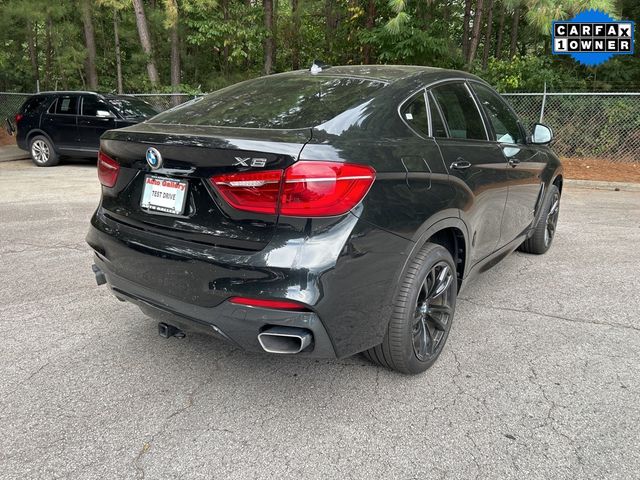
<box><xmin>411</xmin><ymin>214</ymin><xmax>470</xmax><ymax>276</ymax></box>
<box><xmin>529</xmin><ymin>167</ymin><xmax>563</xmax><ymax>235</ymax></box>
<box><xmin>26</xmin><ymin>129</ymin><xmax>57</xmax><ymax>152</ymax></box>
<box><xmin>383</xmin><ymin>214</ymin><xmax>470</xmax><ymax>312</ymax></box>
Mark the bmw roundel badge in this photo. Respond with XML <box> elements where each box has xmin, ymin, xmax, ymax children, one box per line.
<box><xmin>146</xmin><ymin>147</ymin><xmax>163</xmax><ymax>169</ymax></box>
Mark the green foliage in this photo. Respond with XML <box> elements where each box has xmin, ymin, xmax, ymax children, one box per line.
<box><xmin>361</xmin><ymin>23</ymin><xmax>460</xmax><ymax>67</ymax></box>
<box><xmin>0</xmin><ymin>0</ymin><xmax>637</xmax><ymax>93</ymax></box>
<box><xmin>478</xmin><ymin>56</ymin><xmax>588</xmax><ymax>92</ymax></box>
<box><xmin>524</xmin><ymin>0</ymin><xmax>616</xmax><ymax>35</ymax></box>
<box><xmin>184</xmin><ymin>0</ymin><xmax>265</xmax><ymax>72</ymax></box>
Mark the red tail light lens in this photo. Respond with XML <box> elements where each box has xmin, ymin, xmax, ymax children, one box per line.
<box><xmin>211</xmin><ymin>161</ymin><xmax>375</xmax><ymax>217</ymax></box>
<box><xmin>229</xmin><ymin>297</ymin><xmax>309</xmax><ymax>311</ymax></box>
<box><xmin>280</xmin><ymin>161</ymin><xmax>375</xmax><ymax>216</ymax></box>
<box><xmin>14</xmin><ymin>114</ymin><xmax>23</xmax><ymax>123</ymax></box>
<box><xmin>211</xmin><ymin>170</ymin><xmax>283</xmax><ymax>214</ymax></box>
<box><xmin>97</xmin><ymin>151</ymin><xmax>120</xmax><ymax>188</ymax></box>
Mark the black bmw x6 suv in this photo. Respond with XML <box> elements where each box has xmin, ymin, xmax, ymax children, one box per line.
<box><xmin>87</xmin><ymin>66</ymin><xmax>562</xmax><ymax>374</ymax></box>
<box><xmin>15</xmin><ymin>91</ymin><xmax>157</xmax><ymax>166</ymax></box>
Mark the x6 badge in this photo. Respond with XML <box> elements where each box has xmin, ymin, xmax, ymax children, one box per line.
<box><xmin>234</xmin><ymin>157</ymin><xmax>267</xmax><ymax>168</ymax></box>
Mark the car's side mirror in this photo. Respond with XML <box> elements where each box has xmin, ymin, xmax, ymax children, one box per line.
<box><xmin>5</xmin><ymin>117</ymin><xmax>15</xmax><ymax>136</ymax></box>
<box><xmin>530</xmin><ymin>123</ymin><xmax>553</xmax><ymax>145</ymax></box>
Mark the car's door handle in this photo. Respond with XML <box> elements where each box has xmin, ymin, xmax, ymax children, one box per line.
<box><xmin>450</xmin><ymin>159</ymin><xmax>471</xmax><ymax>170</ymax></box>
<box><xmin>508</xmin><ymin>158</ymin><xmax>521</xmax><ymax>167</ymax></box>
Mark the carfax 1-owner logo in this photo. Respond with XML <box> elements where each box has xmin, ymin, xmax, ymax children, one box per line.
<box><xmin>552</xmin><ymin>9</ymin><xmax>634</xmax><ymax>66</ymax></box>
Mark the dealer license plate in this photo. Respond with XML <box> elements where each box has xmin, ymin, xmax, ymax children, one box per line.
<box><xmin>140</xmin><ymin>175</ymin><xmax>188</xmax><ymax>215</ymax></box>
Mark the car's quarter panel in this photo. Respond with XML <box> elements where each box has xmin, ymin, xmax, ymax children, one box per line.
<box><xmin>15</xmin><ymin>95</ymin><xmax>53</xmax><ymax>150</ymax></box>
<box><xmin>300</xmin><ymin>133</ymin><xmax>454</xmax><ymax>240</ymax></box>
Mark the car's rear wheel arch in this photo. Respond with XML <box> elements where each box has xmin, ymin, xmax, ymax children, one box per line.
<box><xmin>553</xmin><ymin>174</ymin><xmax>563</xmax><ymax>196</ymax></box>
<box><xmin>26</xmin><ymin>129</ymin><xmax>56</xmax><ymax>151</ymax></box>
<box><xmin>403</xmin><ymin>216</ymin><xmax>469</xmax><ymax>293</ymax></box>
<box><xmin>427</xmin><ymin>227</ymin><xmax>466</xmax><ymax>291</ymax></box>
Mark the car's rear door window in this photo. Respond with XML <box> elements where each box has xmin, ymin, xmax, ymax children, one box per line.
<box><xmin>430</xmin><ymin>83</ymin><xmax>486</xmax><ymax>140</ymax></box>
<box><xmin>81</xmin><ymin>96</ymin><xmax>115</xmax><ymax>117</ymax></box>
<box><xmin>401</xmin><ymin>92</ymin><xmax>429</xmax><ymax>137</ymax></box>
<box><xmin>471</xmin><ymin>83</ymin><xmax>524</xmax><ymax>144</ymax></box>
<box><xmin>151</xmin><ymin>76</ymin><xmax>386</xmax><ymax>129</ymax></box>
<box><xmin>20</xmin><ymin>96</ymin><xmax>50</xmax><ymax>115</ymax></box>
<box><xmin>53</xmin><ymin>96</ymin><xmax>79</xmax><ymax>115</ymax></box>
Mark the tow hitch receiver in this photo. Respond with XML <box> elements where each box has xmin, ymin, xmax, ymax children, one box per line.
<box><xmin>91</xmin><ymin>264</ymin><xmax>106</xmax><ymax>286</ymax></box>
<box><xmin>158</xmin><ymin>322</ymin><xmax>185</xmax><ymax>339</ymax></box>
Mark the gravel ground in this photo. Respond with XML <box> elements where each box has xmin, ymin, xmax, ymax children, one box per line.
<box><xmin>1</xmin><ymin>158</ymin><xmax>639</xmax><ymax>480</ymax></box>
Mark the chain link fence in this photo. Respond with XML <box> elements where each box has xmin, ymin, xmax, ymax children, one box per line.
<box><xmin>503</xmin><ymin>93</ymin><xmax>640</xmax><ymax>162</ymax></box>
<box><xmin>2</xmin><ymin>91</ymin><xmax>639</xmax><ymax>161</ymax></box>
<box><xmin>0</xmin><ymin>93</ymin><xmax>30</xmax><ymax>124</ymax></box>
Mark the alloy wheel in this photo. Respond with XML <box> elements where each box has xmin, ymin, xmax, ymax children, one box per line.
<box><xmin>412</xmin><ymin>261</ymin><xmax>454</xmax><ymax>361</ymax></box>
<box><xmin>31</xmin><ymin>140</ymin><xmax>50</xmax><ymax>164</ymax></box>
<box><xmin>545</xmin><ymin>192</ymin><xmax>560</xmax><ymax>247</ymax></box>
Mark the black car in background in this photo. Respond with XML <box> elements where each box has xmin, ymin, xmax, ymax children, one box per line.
<box><xmin>15</xmin><ymin>92</ymin><xmax>158</xmax><ymax>166</ymax></box>
<box><xmin>87</xmin><ymin>66</ymin><xmax>562</xmax><ymax>374</ymax></box>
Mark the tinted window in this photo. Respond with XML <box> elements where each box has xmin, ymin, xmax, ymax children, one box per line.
<box><xmin>431</xmin><ymin>83</ymin><xmax>486</xmax><ymax>140</ymax></box>
<box><xmin>151</xmin><ymin>76</ymin><xmax>386</xmax><ymax>129</ymax></box>
<box><xmin>472</xmin><ymin>83</ymin><xmax>523</xmax><ymax>144</ymax></box>
<box><xmin>427</xmin><ymin>93</ymin><xmax>448</xmax><ymax>138</ymax></box>
<box><xmin>401</xmin><ymin>92</ymin><xmax>429</xmax><ymax>136</ymax></box>
<box><xmin>82</xmin><ymin>96</ymin><xmax>114</xmax><ymax>117</ymax></box>
<box><xmin>20</xmin><ymin>96</ymin><xmax>50</xmax><ymax>115</ymax></box>
<box><xmin>107</xmin><ymin>97</ymin><xmax>158</xmax><ymax>119</ymax></box>
<box><xmin>54</xmin><ymin>96</ymin><xmax>78</xmax><ymax>115</ymax></box>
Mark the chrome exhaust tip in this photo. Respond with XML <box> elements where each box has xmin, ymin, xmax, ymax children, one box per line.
<box><xmin>258</xmin><ymin>326</ymin><xmax>313</xmax><ymax>354</ymax></box>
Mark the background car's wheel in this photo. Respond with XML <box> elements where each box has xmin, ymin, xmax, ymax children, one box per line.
<box><xmin>29</xmin><ymin>135</ymin><xmax>59</xmax><ymax>167</ymax></box>
<box><xmin>518</xmin><ymin>185</ymin><xmax>560</xmax><ymax>255</ymax></box>
<box><xmin>363</xmin><ymin>242</ymin><xmax>457</xmax><ymax>375</ymax></box>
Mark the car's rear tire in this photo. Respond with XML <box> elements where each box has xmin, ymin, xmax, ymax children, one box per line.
<box><xmin>518</xmin><ymin>185</ymin><xmax>560</xmax><ymax>255</ymax></box>
<box><xmin>364</xmin><ymin>242</ymin><xmax>457</xmax><ymax>375</ymax></box>
<box><xmin>29</xmin><ymin>135</ymin><xmax>59</xmax><ymax>167</ymax></box>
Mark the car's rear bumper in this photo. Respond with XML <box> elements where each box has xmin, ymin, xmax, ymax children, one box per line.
<box><xmin>91</xmin><ymin>259</ymin><xmax>337</xmax><ymax>358</ymax></box>
<box><xmin>87</xmin><ymin>205</ymin><xmax>413</xmax><ymax>358</ymax></box>
<box><xmin>16</xmin><ymin>134</ymin><xmax>27</xmax><ymax>151</ymax></box>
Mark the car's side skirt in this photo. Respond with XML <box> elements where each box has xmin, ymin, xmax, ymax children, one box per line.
<box><xmin>460</xmin><ymin>232</ymin><xmax>528</xmax><ymax>292</ymax></box>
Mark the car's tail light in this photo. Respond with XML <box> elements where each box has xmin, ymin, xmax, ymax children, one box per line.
<box><xmin>211</xmin><ymin>170</ymin><xmax>282</xmax><ymax>214</ymax></box>
<box><xmin>229</xmin><ymin>297</ymin><xmax>309</xmax><ymax>311</ymax></box>
<box><xmin>97</xmin><ymin>150</ymin><xmax>120</xmax><ymax>188</ymax></box>
<box><xmin>14</xmin><ymin>114</ymin><xmax>23</xmax><ymax>123</ymax></box>
<box><xmin>210</xmin><ymin>161</ymin><xmax>375</xmax><ymax>217</ymax></box>
<box><xmin>280</xmin><ymin>161</ymin><xmax>376</xmax><ymax>216</ymax></box>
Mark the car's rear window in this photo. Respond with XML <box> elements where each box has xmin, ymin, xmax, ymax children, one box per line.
<box><xmin>150</xmin><ymin>75</ymin><xmax>387</xmax><ymax>129</ymax></box>
<box><xmin>20</xmin><ymin>96</ymin><xmax>50</xmax><ymax>115</ymax></box>
<box><xmin>107</xmin><ymin>97</ymin><xmax>158</xmax><ymax>119</ymax></box>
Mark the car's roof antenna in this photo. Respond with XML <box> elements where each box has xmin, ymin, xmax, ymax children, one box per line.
<box><xmin>310</xmin><ymin>60</ymin><xmax>330</xmax><ymax>75</ymax></box>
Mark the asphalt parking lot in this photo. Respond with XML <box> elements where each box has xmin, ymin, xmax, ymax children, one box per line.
<box><xmin>1</xmin><ymin>158</ymin><xmax>639</xmax><ymax>479</ymax></box>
